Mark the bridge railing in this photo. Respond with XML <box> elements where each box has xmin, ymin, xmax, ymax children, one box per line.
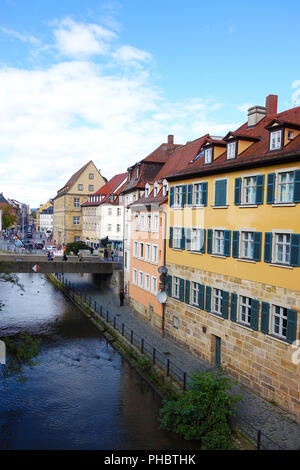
<box><xmin>56</xmin><ymin>273</ymin><xmax>286</xmax><ymax>451</ymax></box>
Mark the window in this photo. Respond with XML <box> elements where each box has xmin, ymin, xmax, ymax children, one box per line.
<box><xmin>213</xmin><ymin>289</ymin><xmax>223</xmax><ymax>316</ymax></box>
<box><xmin>89</xmin><ymin>185</ymin><xmax>94</xmax><ymax>191</ymax></box>
<box><xmin>191</xmin><ymin>228</ymin><xmax>205</xmax><ymax>252</ymax></box>
<box><xmin>108</xmin><ymin>224</ymin><xmax>112</xmax><ymax>231</ymax></box>
<box><xmin>194</xmin><ymin>184</ymin><xmax>203</xmax><ymax>205</ymax></box>
<box><xmin>173</xmin><ymin>316</ymin><xmax>179</xmax><ymax>329</ymax></box>
<box><xmin>78</xmin><ymin>184</ymin><xmax>83</xmax><ymax>191</ymax></box>
<box><xmin>272</xmin><ymin>305</ymin><xmax>287</xmax><ymax>339</ymax></box>
<box><xmin>138</xmin><ymin>271</ymin><xmax>143</xmax><ymax>287</ymax></box>
<box><xmin>191</xmin><ymin>282</ymin><xmax>199</xmax><ymax>306</ymax></box>
<box><xmin>145</xmin><ymin>274</ymin><xmax>150</xmax><ymax>291</ymax></box>
<box><xmin>116</xmin><ymin>224</ymin><xmax>121</xmax><ymax>232</ymax></box>
<box><xmin>227</xmin><ymin>141</ymin><xmax>236</xmax><ymax>159</ymax></box>
<box><xmin>74</xmin><ymin>236</ymin><xmax>80</xmax><ymax>242</ymax></box>
<box><xmin>204</xmin><ymin>147</ymin><xmax>212</xmax><ymax>164</ymax></box>
<box><xmin>73</xmin><ymin>197</ymin><xmax>80</xmax><ymax>208</ymax></box>
<box><xmin>173</xmin><ymin>277</ymin><xmax>180</xmax><ymax>299</ymax></box>
<box><xmin>154</xmin><ymin>184</ymin><xmax>158</xmax><ymax>197</ymax></box>
<box><xmin>214</xmin><ymin>230</ymin><xmax>224</xmax><ymax>255</ymax></box>
<box><xmin>89</xmin><ymin>173</ymin><xmax>94</xmax><ymax>179</ymax></box>
<box><xmin>270</xmin><ymin>130</ymin><xmax>282</xmax><ymax>150</ymax></box>
<box><xmin>243</xmin><ymin>177</ymin><xmax>257</xmax><ymax>205</ymax></box>
<box><xmin>133</xmin><ymin>241</ymin><xmax>138</xmax><ymax>257</ymax></box>
<box><xmin>241</xmin><ymin>231</ymin><xmax>254</xmax><ymax>259</ymax></box>
<box><xmin>239</xmin><ymin>296</ymin><xmax>252</xmax><ymax>326</ymax></box>
<box><xmin>133</xmin><ymin>269</ymin><xmax>137</xmax><ymax>285</ymax></box>
<box><xmin>145</xmin><ymin>243</ymin><xmax>151</xmax><ymax>261</ymax></box>
<box><xmin>175</xmin><ymin>186</ymin><xmax>183</xmax><ymax>206</ymax></box>
<box><xmin>73</xmin><ymin>216</ymin><xmax>80</xmax><ymax>225</ymax></box>
<box><xmin>151</xmin><ymin>276</ymin><xmax>157</xmax><ymax>295</ymax></box>
<box><xmin>117</xmin><ymin>207</ymin><xmax>121</xmax><ymax>216</ymax></box>
<box><xmin>140</xmin><ymin>213</ymin><xmax>145</xmax><ymax>230</ymax></box>
<box><xmin>163</xmin><ymin>181</ymin><xmax>168</xmax><ymax>196</ymax></box>
<box><xmin>108</xmin><ymin>208</ymin><xmax>112</xmax><ymax>216</ymax></box>
<box><xmin>152</xmin><ymin>244</ymin><xmax>158</xmax><ymax>264</ymax></box>
<box><xmin>147</xmin><ymin>213</ymin><xmax>151</xmax><ymax>231</ymax></box>
<box><xmin>274</xmin><ymin>233</ymin><xmax>291</xmax><ymax>265</ymax></box>
<box><xmin>134</xmin><ymin>213</ymin><xmax>139</xmax><ymax>230</ymax></box>
<box><xmin>153</xmin><ymin>213</ymin><xmax>159</xmax><ymax>232</ymax></box>
<box><xmin>277</xmin><ymin>171</ymin><xmax>294</xmax><ymax>203</ymax></box>
<box><xmin>145</xmin><ymin>185</ymin><xmax>150</xmax><ymax>197</ymax></box>
<box><xmin>139</xmin><ymin>242</ymin><xmax>144</xmax><ymax>259</ymax></box>
<box><xmin>174</xmin><ymin>227</ymin><xmax>182</xmax><ymax>249</ymax></box>
<box><xmin>214</xmin><ymin>179</ymin><xmax>227</xmax><ymax>206</ymax></box>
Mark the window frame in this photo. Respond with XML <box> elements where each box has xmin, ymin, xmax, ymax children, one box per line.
<box><xmin>239</xmin><ymin>295</ymin><xmax>252</xmax><ymax>326</ymax></box>
<box><xmin>227</xmin><ymin>140</ymin><xmax>237</xmax><ymax>160</ymax></box>
<box><xmin>204</xmin><ymin>146</ymin><xmax>213</xmax><ymax>164</ymax></box>
<box><xmin>269</xmin><ymin>129</ymin><xmax>282</xmax><ymax>151</ymax></box>
<box><xmin>271</xmin><ymin>304</ymin><xmax>288</xmax><ymax>340</ymax></box>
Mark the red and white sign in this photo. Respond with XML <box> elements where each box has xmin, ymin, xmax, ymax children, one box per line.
<box><xmin>32</xmin><ymin>264</ymin><xmax>40</xmax><ymax>272</ymax></box>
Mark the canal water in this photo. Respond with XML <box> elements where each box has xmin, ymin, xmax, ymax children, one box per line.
<box><xmin>0</xmin><ymin>274</ymin><xmax>199</xmax><ymax>450</ymax></box>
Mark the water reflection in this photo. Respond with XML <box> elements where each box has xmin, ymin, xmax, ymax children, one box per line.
<box><xmin>0</xmin><ymin>274</ymin><xmax>199</xmax><ymax>450</ymax></box>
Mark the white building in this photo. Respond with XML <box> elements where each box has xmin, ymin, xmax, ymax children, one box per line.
<box><xmin>81</xmin><ymin>173</ymin><xmax>128</xmax><ymax>251</ymax></box>
<box><xmin>40</xmin><ymin>206</ymin><xmax>54</xmax><ymax>234</ymax></box>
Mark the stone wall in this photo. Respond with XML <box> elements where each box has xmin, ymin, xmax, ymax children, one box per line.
<box><xmin>165</xmin><ymin>262</ymin><xmax>300</xmax><ymax>421</ymax></box>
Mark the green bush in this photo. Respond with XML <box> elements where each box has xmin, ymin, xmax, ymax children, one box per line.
<box><xmin>136</xmin><ymin>354</ymin><xmax>153</xmax><ymax>373</ymax></box>
<box><xmin>65</xmin><ymin>241</ymin><xmax>90</xmax><ymax>255</ymax></box>
<box><xmin>158</xmin><ymin>369</ymin><xmax>241</xmax><ymax>450</ymax></box>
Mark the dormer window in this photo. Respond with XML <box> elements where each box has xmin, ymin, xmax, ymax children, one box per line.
<box><xmin>163</xmin><ymin>180</ymin><xmax>168</xmax><ymax>196</ymax></box>
<box><xmin>145</xmin><ymin>184</ymin><xmax>150</xmax><ymax>197</ymax></box>
<box><xmin>227</xmin><ymin>141</ymin><xmax>236</xmax><ymax>159</ymax></box>
<box><xmin>204</xmin><ymin>147</ymin><xmax>212</xmax><ymax>164</ymax></box>
<box><xmin>270</xmin><ymin>130</ymin><xmax>282</xmax><ymax>150</ymax></box>
<box><xmin>154</xmin><ymin>184</ymin><xmax>159</xmax><ymax>197</ymax></box>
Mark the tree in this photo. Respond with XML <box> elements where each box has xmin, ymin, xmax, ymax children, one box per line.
<box><xmin>65</xmin><ymin>241</ymin><xmax>89</xmax><ymax>255</ymax></box>
<box><xmin>0</xmin><ymin>274</ymin><xmax>40</xmax><ymax>381</ymax></box>
<box><xmin>158</xmin><ymin>369</ymin><xmax>241</xmax><ymax>450</ymax></box>
<box><xmin>1</xmin><ymin>205</ymin><xmax>17</xmax><ymax>230</ymax></box>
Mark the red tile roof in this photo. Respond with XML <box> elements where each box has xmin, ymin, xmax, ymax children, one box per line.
<box><xmin>81</xmin><ymin>172</ymin><xmax>127</xmax><ymax>207</ymax></box>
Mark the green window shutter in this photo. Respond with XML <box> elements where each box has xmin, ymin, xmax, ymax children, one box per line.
<box><xmin>186</xmin><ymin>228</ymin><xmax>191</xmax><ymax>251</ymax></box>
<box><xmin>207</xmin><ymin>229</ymin><xmax>213</xmax><ymax>254</ymax></box>
<box><xmin>201</xmin><ymin>182</ymin><xmax>208</xmax><ymax>206</ymax></box>
<box><xmin>293</xmin><ymin>170</ymin><xmax>300</xmax><ymax>203</ymax></box>
<box><xmin>205</xmin><ymin>286</ymin><xmax>211</xmax><ymax>312</ymax></box>
<box><xmin>230</xmin><ymin>293</ymin><xmax>237</xmax><ymax>322</ymax></box>
<box><xmin>200</xmin><ymin>229</ymin><xmax>206</xmax><ymax>253</ymax></box>
<box><xmin>222</xmin><ymin>291</ymin><xmax>229</xmax><ymax>319</ymax></box>
<box><xmin>185</xmin><ymin>280</ymin><xmax>190</xmax><ymax>304</ymax></box>
<box><xmin>234</xmin><ymin>178</ymin><xmax>241</xmax><ymax>205</ymax></box>
<box><xmin>215</xmin><ymin>179</ymin><xmax>227</xmax><ymax>206</ymax></box>
<box><xmin>224</xmin><ymin>230</ymin><xmax>231</xmax><ymax>257</ymax></box>
<box><xmin>232</xmin><ymin>231</ymin><xmax>239</xmax><ymax>258</ymax></box>
<box><xmin>198</xmin><ymin>284</ymin><xmax>205</xmax><ymax>310</ymax></box>
<box><xmin>290</xmin><ymin>234</ymin><xmax>300</xmax><ymax>267</ymax></box>
<box><xmin>266</xmin><ymin>173</ymin><xmax>275</xmax><ymax>204</ymax></box>
<box><xmin>170</xmin><ymin>187</ymin><xmax>174</xmax><ymax>207</ymax></box>
<box><xmin>286</xmin><ymin>309</ymin><xmax>297</xmax><ymax>344</ymax></box>
<box><xmin>261</xmin><ymin>302</ymin><xmax>270</xmax><ymax>334</ymax></box>
<box><xmin>250</xmin><ymin>299</ymin><xmax>259</xmax><ymax>331</ymax></box>
<box><xmin>253</xmin><ymin>232</ymin><xmax>262</xmax><ymax>261</ymax></box>
<box><xmin>179</xmin><ymin>278</ymin><xmax>185</xmax><ymax>302</ymax></box>
<box><xmin>256</xmin><ymin>175</ymin><xmax>265</xmax><ymax>205</ymax></box>
<box><xmin>181</xmin><ymin>185</ymin><xmax>187</xmax><ymax>207</ymax></box>
<box><xmin>264</xmin><ymin>232</ymin><xmax>272</xmax><ymax>263</ymax></box>
<box><xmin>169</xmin><ymin>227</ymin><xmax>173</xmax><ymax>248</ymax></box>
<box><xmin>180</xmin><ymin>227</ymin><xmax>185</xmax><ymax>250</ymax></box>
<box><xmin>187</xmin><ymin>184</ymin><xmax>193</xmax><ymax>206</ymax></box>
<box><xmin>167</xmin><ymin>275</ymin><xmax>172</xmax><ymax>297</ymax></box>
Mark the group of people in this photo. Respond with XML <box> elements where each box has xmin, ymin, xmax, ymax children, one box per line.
<box><xmin>47</xmin><ymin>250</ymin><xmax>68</xmax><ymax>262</ymax></box>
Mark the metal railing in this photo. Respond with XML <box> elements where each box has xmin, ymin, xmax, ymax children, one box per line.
<box><xmin>55</xmin><ymin>273</ymin><xmax>286</xmax><ymax>450</ymax></box>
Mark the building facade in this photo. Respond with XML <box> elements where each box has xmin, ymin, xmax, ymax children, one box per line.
<box><xmin>53</xmin><ymin>161</ymin><xmax>106</xmax><ymax>246</ymax></box>
<box><xmin>164</xmin><ymin>95</ymin><xmax>300</xmax><ymax>420</ymax></box>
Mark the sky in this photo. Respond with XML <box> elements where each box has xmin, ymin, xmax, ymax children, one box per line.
<box><xmin>0</xmin><ymin>0</ymin><xmax>300</xmax><ymax>208</ymax></box>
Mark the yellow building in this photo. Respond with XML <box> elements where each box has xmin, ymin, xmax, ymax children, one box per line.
<box><xmin>165</xmin><ymin>95</ymin><xmax>300</xmax><ymax>421</ymax></box>
<box><xmin>53</xmin><ymin>161</ymin><xmax>106</xmax><ymax>246</ymax></box>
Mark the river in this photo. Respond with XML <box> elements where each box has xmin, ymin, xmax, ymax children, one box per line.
<box><xmin>0</xmin><ymin>273</ymin><xmax>199</xmax><ymax>450</ymax></box>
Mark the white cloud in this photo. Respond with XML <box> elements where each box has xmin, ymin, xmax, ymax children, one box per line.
<box><xmin>0</xmin><ymin>18</ymin><xmax>234</xmax><ymax>207</ymax></box>
<box><xmin>52</xmin><ymin>17</ymin><xmax>117</xmax><ymax>58</ymax></box>
<box><xmin>237</xmin><ymin>102</ymin><xmax>253</xmax><ymax>113</ymax></box>
<box><xmin>0</xmin><ymin>26</ymin><xmax>39</xmax><ymax>45</ymax></box>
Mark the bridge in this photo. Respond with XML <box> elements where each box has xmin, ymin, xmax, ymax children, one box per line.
<box><xmin>0</xmin><ymin>254</ymin><xmax>120</xmax><ymax>274</ymax></box>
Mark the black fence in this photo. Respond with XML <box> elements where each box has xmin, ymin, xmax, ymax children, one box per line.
<box><xmin>55</xmin><ymin>273</ymin><xmax>286</xmax><ymax>451</ymax></box>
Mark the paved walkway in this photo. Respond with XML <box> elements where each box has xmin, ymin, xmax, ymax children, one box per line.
<box><xmin>61</xmin><ymin>273</ymin><xmax>300</xmax><ymax>450</ymax></box>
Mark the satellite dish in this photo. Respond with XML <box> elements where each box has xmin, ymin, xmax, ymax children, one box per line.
<box><xmin>158</xmin><ymin>266</ymin><xmax>168</xmax><ymax>274</ymax></box>
<box><xmin>156</xmin><ymin>291</ymin><xmax>167</xmax><ymax>304</ymax></box>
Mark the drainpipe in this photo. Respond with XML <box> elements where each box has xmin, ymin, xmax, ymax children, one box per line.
<box><xmin>161</xmin><ymin>204</ymin><xmax>167</xmax><ymax>337</ymax></box>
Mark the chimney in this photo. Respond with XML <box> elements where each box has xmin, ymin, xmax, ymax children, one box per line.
<box><xmin>247</xmin><ymin>105</ymin><xmax>266</xmax><ymax>127</ymax></box>
<box><xmin>266</xmin><ymin>94</ymin><xmax>278</xmax><ymax>115</ymax></box>
<box><xmin>167</xmin><ymin>134</ymin><xmax>174</xmax><ymax>155</ymax></box>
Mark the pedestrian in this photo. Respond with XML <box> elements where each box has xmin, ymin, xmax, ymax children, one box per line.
<box><xmin>119</xmin><ymin>289</ymin><xmax>124</xmax><ymax>306</ymax></box>
<box><xmin>104</xmin><ymin>248</ymin><xmax>108</xmax><ymax>260</ymax></box>
<box><xmin>78</xmin><ymin>251</ymin><xmax>83</xmax><ymax>261</ymax></box>
<box><xmin>63</xmin><ymin>252</ymin><xmax>68</xmax><ymax>262</ymax></box>
<box><xmin>111</xmin><ymin>249</ymin><xmax>114</xmax><ymax>261</ymax></box>
<box><xmin>47</xmin><ymin>251</ymin><xmax>51</xmax><ymax>261</ymax></box>
<box><xmin>50</xmin><ymin>251</ymin><xmax>54</xmax><ymax>261</ymax></box>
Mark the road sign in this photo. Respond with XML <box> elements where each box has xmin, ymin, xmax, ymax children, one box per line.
<box><xmin>32</xmin><ymin>264</ymin><xmax>40</xmax><ymax>273</ymax></box>
<box><xmin>156</xmin><ymin>291</ymin><xmax>167</xmax><ymax>304</ymax></box>
<box><xmin>158</xmin><ymin>266</ymin><xmax>168</xmax><ymax>274</ymax></box>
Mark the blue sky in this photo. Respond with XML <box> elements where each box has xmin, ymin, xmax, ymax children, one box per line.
<box><xmin>0</xmin><ymin>0</ymin><xmax>300</xmax><ymax>206</ymax></box>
